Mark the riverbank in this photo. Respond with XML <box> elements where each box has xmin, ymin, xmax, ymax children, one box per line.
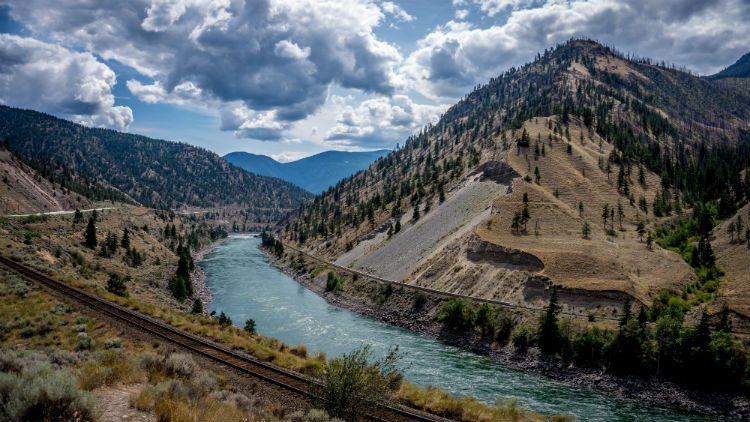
<box><xmin>191</xmin><ymin>237</ymin><xmax>231</xmax><ymax>307</ymax></box>
<box><xmin>263</xmin><ymin>246</ymin><xmax>750</xmax><ymax>421</ymax></box>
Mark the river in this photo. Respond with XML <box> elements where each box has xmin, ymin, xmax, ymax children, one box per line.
<box><xmin>201</xmin><ymin>235</ymin><xmax>723</xmax><ymax>422</ymax></box>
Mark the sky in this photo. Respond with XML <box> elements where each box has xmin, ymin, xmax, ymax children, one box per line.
<box><xmin>0</xmin><ymin>1</ymin><xmax>747</xmax><ymax>162</ymax></box>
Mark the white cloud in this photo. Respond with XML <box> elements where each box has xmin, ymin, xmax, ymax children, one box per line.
<box><xmin>472</xmin><ymin>0</ymin><xmax>533</xmax><ymax>16</ymax></box>
<box><xmin>0</xmin><ymin>34</ymin><xmax>132</xmax><ymax>130</ymax></box>
<box><xmin>326</xmin><ymin>95</ymin><xmax>447</xmax><ymax>147</ymax></box>
<box><xmin>455</xmin><ymin>9</ymin><xmax>469</xmax><ymax>19</ymax></box>
<box><xmin>274</xmin><ymin>40</ymin><xmax>311</xmax><ymax>60</ymax></box>
<box><xmin>5</xmin><ymin>0</ymin><xmax>402</xmax><ymax>140</ymax></box>
<box><xmin>270</xmin><ymin>151</ymin><xmax>313</xmax><ymax>162</ymax></box>
<box><xmin>381</xmin><ymin>1</ymin><xmax>415</xmax><ymax>22</ymax></box>
<box><xmin>402</xmin><ymin>0</ymin><xmax>750</xmax><ymax>99</ymax></box>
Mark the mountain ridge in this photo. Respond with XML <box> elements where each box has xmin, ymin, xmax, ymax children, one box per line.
<box><xmin>280</xmin><ymin>39</ymin><xmax>749</xmax><ymax>320</ymax></box>
<box><xmin>224</xmin><ymin>149</ymin><xmax>390</xmax><ymax>194</ymax></box>
<box><xmin>704</xmin><ymin>52</ymin><xmax>749</xmax><ymax>80</ymax></box>
<box><xmin>0</xmin><ymin>105</ymin><xmax>312</xmax><ymax>218</ymax></box>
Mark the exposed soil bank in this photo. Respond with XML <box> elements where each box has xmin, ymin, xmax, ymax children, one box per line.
<box><xmin>263</xmin><ymin>246</ymin><xmax>750</xmax><ymax>421</ymax></box>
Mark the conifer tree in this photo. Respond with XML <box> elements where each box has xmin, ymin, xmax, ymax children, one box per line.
<box><xmin>121</xmin><ymin>228</ymin><xmax>130</xmax><ymax>249</ymax></box>
<box><xmin>538</xmin><ymin>288</ymin><xmax>561</xmax><ymax>353</ymax></box>
<box><xmin>84</xmin><ymin>214</ymin><xmax>97</xmax><ymax>249</ymax></box>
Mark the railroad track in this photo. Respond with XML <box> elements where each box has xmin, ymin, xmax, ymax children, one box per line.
<box><xmin>279</xmin><ymin>241</ymin><xmax>750</xmax><ymax>336</ymax></box>
<box><xmin>0</xmin><ymin>255</ymin><xmax>442</xmax><ymax>422</ymax></box>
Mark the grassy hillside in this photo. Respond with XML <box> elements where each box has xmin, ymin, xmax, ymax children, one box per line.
<box><xmin>224</xmin><ymin>149</ymin><xmax>390</xmax><ymax>194</ymax></box>
<box><xmin>280</xmin><ymin>39</ymin><xmax>750</xmax><ymax>321</ymax></box>
<box><xmin>0</xmin><ymin>105</ymin><xmax>312</xmax><ymax>213</ymax></box>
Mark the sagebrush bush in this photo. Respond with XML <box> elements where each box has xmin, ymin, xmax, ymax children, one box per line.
<box><xmin>104</xmin><ymin>338</ymin><xmax>122</xmax><ymax>349</ymax></box>
<box><xmin>1</xmin><ymin>363</ymin><xmax>94</xmax><ymax>422</ymax></box>
<box><xmin>75</xmin><ymin>333</ymin><xmax>93</xmax><ymax>351</ymax></box>
<box><xmin>165</xmin><ymin>353</ymin><xmax>196</xmax><ymax>378</ymax></box>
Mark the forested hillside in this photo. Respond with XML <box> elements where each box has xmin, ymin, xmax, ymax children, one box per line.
<box><xmin>0</xmin><ymin>106</ymin><xmax>312</xmax><ymax>212</ymax></box>
<box><xmin>281</xmin><ymin>39</ymin><xmax>750</xmax><ymax>320</ymax></box>
<box><xmin>705</xmin><ymin>52</ymin><xmax>749</xmax><ymax>80</ymax></box>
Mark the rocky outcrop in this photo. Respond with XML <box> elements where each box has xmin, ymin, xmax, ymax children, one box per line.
<box><xmin>465</xmin><ymin>233</ymin><xmax>544</xmax><ymax>271</ymax></box>
<box><xmin>523</xmin><ymin>276</ymin><xmax>636</xmax><ymax>309</ymax></box>
<box><xmin>468</xmin><ymin>160</ymin><xmax>520</xmax><ymax>185</ymax></box>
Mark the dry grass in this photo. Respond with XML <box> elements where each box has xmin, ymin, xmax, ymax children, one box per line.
<box><xmin>476</xmin><ymin>117</ymin><xmax>695</xmax><ymax>306</ymax></box>
<box><xmin>712</xmin><ymin>202</ymin><xmax>750</xmax><ymax>320</ymax></box>
<box><xmin>397</xmin><ymin>382</ymin><xmax>558</xmax><ymax>422</ymax></box>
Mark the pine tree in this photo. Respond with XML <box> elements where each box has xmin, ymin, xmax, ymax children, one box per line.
<box><xmin>521</xmin><ymin>206</ymin><xmax>530</xmax><ymax>232</ymax></box>
<box><xmin>534</xmin><ymin>166</ymin><xmax>540</xmax><ymax>183</ymax></box>
<box><xmin>619</xmin><ymin>297</ymin><xmax>632</xmax><ymax>327</ymax></box>
<box><xmin>602</xmin><ymin>204</ymin><xmax>609</xmax><ymax>228</ymax></box>
<box><xmin>581</xmin><ymin>220</ymin><xmax>591</xmax><ymax>239</ymax></box>
<box><xmin>191</xmin><ymin>298</ymin><xmax>203</xmax><ymax>314</ymax></box>
<box><xmin>106</xmin><ymin>273</ymin><xmax>128</xmax><ymax>297</ymax></box>
<box><xmin>538</xmin><ymin>288</ymin><xmax>561</xmax><ymax>353</ymax></box>
<box><xmin>72</xmin><ymin>209</ymin><xmax>83</xmax><ymax>227</ymax></box>
<box><xmin>121</xmin><ymin>228</ymin><xmax>130</xmax><ymax>249</ymax></box>
<box><xmin>84</xmin><ymin>214</ymin><xmax>97</xmax><ymax>249</ymax></box>
<box><xmin>244</xmin><ymin>318</ymin><xmax>256</xmax><ymax>334</ymax></box>
<box><xmin>637</xmin><ymin>221</ymin><xmax>645</xmax><ymax>241</ymax></box>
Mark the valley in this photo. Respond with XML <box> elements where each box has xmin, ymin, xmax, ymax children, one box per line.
<box><xmin>0</xmin><ymin>32</ymin><xmax>748</xmax><ymax>422</ymax></box>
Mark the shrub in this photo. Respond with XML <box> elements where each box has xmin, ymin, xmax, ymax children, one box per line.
<box><xmin>217</xmin><ymin>312</ymin><xmax>232</xmax><ymax>326</ymax></box>
<box><xmin>104</xmin><ymin>338</ymin><xmax>122</xmax><ymax>349</ymax></box>
<box><xmin>105</xmin><ymin>273</ymin><xmax>129</xmax><ymax>297</ymax></box>
<box><xmin>325</xmin><ymin>271</ymin><xmax>343</xmax><ymax>293</ymax></box>
<box><xmin>512</xmin><ymin>327</ymin><xmax>534</xmax><ymax>352</ymax></box>
<box><xmin>412</xmin><ymin>292</ymin><xmax>427</xmax><ymax>309</ymax></box>
<box><xmin>12</xmin><ymin>282</ymin><xmax>28</xmax><ymax>297</ymax></box>
<box><xmin>494</xmin><ymin>314</ymin><xmax>516</xmax><ymax>343</ymax></box>
<box><xmin>1</xmin><ymin>364</ymin><xmax>95</xmax><ymax>422</ymax></box>
<box><xmin>436</xmin><ymin>298</ymin><xmax>475</xmax><ymax>331</ymax></box>
<box><xmin>164</xmin><ymin>353</ymin><xmax>196</xmax><ymax>378</ymax></box>
<box><xmin>75</xmin><ymin>333</ymin><xmax>93</xmax><ymax>351</ymax></box>
<box><xmin>474</xmin><ymin>303</ymin><xmax>496</xmax><ymax>336</ymax></box>
<box><xmin>314</xmin><ymin>345</ymin><xmax>403</xmax><ymax>421</ymax></box>
<box><xmin>52</xmin><ymin>303</ymin><xmax>72</xmax><ymax>315</ymax></box>
<box><xmin>191</xmin><ymin>298</ymin><xmax>203</xmax><ymax>314</ymax></box>
<box><xmin>571</xmin><ymin>327</ymin><xmax>607</xmax><ymax>365</ymax></box>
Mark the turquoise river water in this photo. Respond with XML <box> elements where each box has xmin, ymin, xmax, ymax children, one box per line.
<box><xmin>201</xmin><ymin>235</ymin><xmax>727</xmax><ymax>422</ymax></box>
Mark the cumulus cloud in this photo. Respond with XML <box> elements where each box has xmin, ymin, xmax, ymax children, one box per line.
<box><xmin>0</xmin><ymin>34</ymin><xmax>132</xmax><ymax>130</ymax></box>
<box><xmin>326</xmin><ymin>95</ymin><xmax>447</xmax><ymax>147</ymax></box>
<box><xmin>381</xmin><ymin>1</ymin><xmax>415</xmax><ymax>22</ymax></box>
<box><xmin>455</xmin><ymin>9</ymin><xmax>469</xmax><ymax>20</ymax></box>
<box><xmin>4</xmin><ymin>0</ymin><xmax>403</xmax><ymax>141</ymax></box>
<box><xmin>402</xmin><ymin>0</ymin><xmax>750</xmax><ymax>99</ymax></box>
<box><xmin>472</xmin><ymin>0</ymin><xmax>534</xmax><ymax>16</ymax></box>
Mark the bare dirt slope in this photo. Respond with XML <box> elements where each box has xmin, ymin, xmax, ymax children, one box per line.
<box><xmin>404</xmin><ymin>116</ymin><xmax>695</xmax><ymax>312</ymax></box>
<box><xmin>713</xmin><ymin>202</ymin><xmax>750</xmax><ymax>318</ymax></box>
<box><xmin>0</xmin><ymin>147</ymin><xmax>92</xmax><ymax>214</ymax></box>
<box><xmin>335</xmin><ymin>162</ymin><xmax>515</xmax><ymax>281</ymax></box>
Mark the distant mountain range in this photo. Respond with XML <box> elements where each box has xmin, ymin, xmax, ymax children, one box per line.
<box><xmin>224</xmin><ymin>150</ymin><xmax>390</xmax><ymax>194</ymax></box>
<box><xmin>705</xmin><ymin>52</ymin><xmax>749</xmax><ymax>80</ymax></box>
<box><xmin>0</xmin><ymin>105</ymin><xmax>311</xmax><ymax>213</ymax></box>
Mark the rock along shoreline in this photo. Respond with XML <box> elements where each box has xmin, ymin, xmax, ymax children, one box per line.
<box><xmin>261</xmin><ymin>245</ymin><xmax>750</xmax><ymax>421</ymax></box>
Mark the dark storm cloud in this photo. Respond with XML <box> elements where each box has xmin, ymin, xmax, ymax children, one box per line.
<box><xmin>3</xmin><ymin>0</ymin><xmax>401</xmax><ymax>135</ymax></box>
